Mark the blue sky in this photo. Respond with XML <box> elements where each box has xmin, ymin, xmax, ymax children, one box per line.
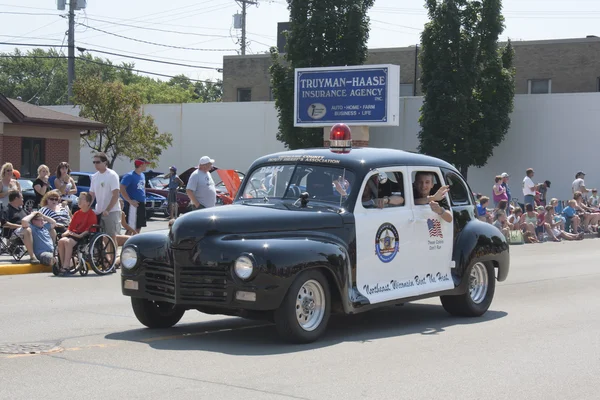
<box><xmin>1</xmin><ymin>0</ymin><xmax>599</xmax><ymax>83</ymax></box>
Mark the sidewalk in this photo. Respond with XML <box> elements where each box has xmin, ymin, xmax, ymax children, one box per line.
<box><xmin>0</xmin><ymin>217</ymin><xmax>169</xmax><ymax>276</ymax></box>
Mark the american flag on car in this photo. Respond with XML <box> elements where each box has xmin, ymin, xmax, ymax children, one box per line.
<box><xmin>427</xmin><ymin>218</ymin><xmax>443</xmax><ymax>238</ymax></box>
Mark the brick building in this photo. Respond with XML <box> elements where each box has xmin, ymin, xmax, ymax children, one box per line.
<box><xmin>223</xmin><ymin>34</ymin><xmax>600</xmax><ymax>102</ymax></box>
<box><xmin>0</xmin><ymin>94</ymin><xmax>105</xmax><ymax>177</ymax></box>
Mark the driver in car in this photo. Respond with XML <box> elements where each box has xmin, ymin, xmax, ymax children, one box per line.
<box><xmin>413</xmin><ymin>171</ymin><xmax>452</xmax><ymax>223</ymax></box>
<box><xmin>361</xmin><ymin>174</ymin><xmax>404</xmax><ymax>208</ymax></box>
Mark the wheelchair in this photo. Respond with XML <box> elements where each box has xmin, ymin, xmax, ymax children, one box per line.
<box><xmin>53</xmin><ymin>224</ymin><xmax>117</xmax><ymax>276</ymax></box>
<box><xmin>0</xmin><ymin>226</ymin><xmax>28</xmax><ymax>261</ymax></box>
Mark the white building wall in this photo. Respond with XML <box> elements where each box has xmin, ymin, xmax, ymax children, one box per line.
<box><xmin>47</xmin><ymin>102</ymin><xmax>286</xmax><ymax>176</ymax></box>
<box><xmin>48</xmin><ymin>93</ymin><xmax>600</xmax><ymax>202</ymax></box>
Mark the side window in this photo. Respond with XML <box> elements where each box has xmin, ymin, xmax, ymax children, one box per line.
<box><xmin>411</xmin><ymin>170</ymin><xmax>443</xmax><ymax>204</ymax></box>
<box><xmin>77</xmin><ymin>176</ymin><xmax>91</xmax><ymax>187</ymax></box>
<box><xmin>361</xmin><ymin>170</ymin><xmax>405</xmax><ymax>209</ymax></box>
<box><xmin>442</xmin><ymin>169</ymin><xmax>472</xmax><ymax>206</ymax></box>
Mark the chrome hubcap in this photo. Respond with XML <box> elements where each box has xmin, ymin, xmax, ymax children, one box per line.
<box><xmin>295</xmin><ymin>280</ymin><xmax>325</xmax><ymax>332</ymax></box>
<box><xmin>469</xmin><ymin>262</ymin><xmax>489</xmax><ymax>304</ymax></box>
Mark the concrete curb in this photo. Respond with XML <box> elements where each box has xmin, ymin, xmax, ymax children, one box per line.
<box><xmin>0</xmin><ymin>264</ymin><xmax>52</xmax><ymax>275</ymax></box>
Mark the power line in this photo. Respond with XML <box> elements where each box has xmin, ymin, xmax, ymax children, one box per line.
<box><xmin>0</xmin><ymin>3</ymin><xmax>57</xmax><ymax>11</ymax></box>
<box><xmin>76</xmin><ymin>41</ymin><xmax>224</xmax><ymax>65</ymax></box>
<box><xmin>75</xmin><ymin>2</ymin><xmax>233</xmax><ymax>43</ymax></box>
<box><xmin>82</xmin><ymin>16</ymin><xmax>231</xmax><ymax>38</ymax></box>
<box><xmin>0</xmin><ymin>55</ymin><xmax>220</xmax><ymax>83</ymax></box>
<box><xmin>0</xmin><ymin>11</ymin><xmax>62</xmax><ymax>16</ymax></box>
<box><xmin>26</xmin><ymin>34</ymin><xmax>68</xmax><ymax>104</ymax></box>
<box><xmin>74</xmin><ymin>22</ymin><xmax>237</xmax><ymax>51</ymax></box>
<box><xmin>0</xmin><ymin>42</ymin><xmax>222</xmax><ymax>70</ymax></box>
<box><xmin>370</xmin><ymin>19</ymin><xmax>422</xmax><ymax>31</ymax></box>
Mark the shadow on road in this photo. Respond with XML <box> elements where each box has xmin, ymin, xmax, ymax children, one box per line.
<box><xmin>105</xmin><ymin>303</ymin><xmax>507</xmax><ymax>355</ymax></box>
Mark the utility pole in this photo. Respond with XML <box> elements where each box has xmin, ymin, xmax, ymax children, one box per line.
<box><xmin>67</xmin><ymin>0</ymin><xmax>76</xmax><ymax>104</ymax></box>
<box><xmin>236</xmin><ymin>0</ymin><xmax>257</xmax><ymax>55</ymax></box>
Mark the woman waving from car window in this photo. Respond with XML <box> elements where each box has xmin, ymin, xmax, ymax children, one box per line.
<box><xmin>413</xmin><ymin>171</ymin><xmax>452</xmax><ymax>223</ymax></box>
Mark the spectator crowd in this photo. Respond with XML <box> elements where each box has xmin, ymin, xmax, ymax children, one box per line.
<box><xmin>0</xmin><ymin>153</ymin><xmax>219</xmax><ymax>274</ymax></box>
<box><xmin>475</xmin><ymin>169</ymin><xmax>599</xmax><ymax>243</ymax></box>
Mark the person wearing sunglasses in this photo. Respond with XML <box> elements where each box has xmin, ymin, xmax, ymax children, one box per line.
<box><xmin>39</xmin><ymin>189</ymin><xmax>72</xmax><ymax>234</ymax></box>
<box><xmin>0</xmin><ymin>162</ymin><xmax>21</xmax><ymax>210</ymax></box>
<box><xmin>54</xmin><ymin>162</ymin><xmax>78</xmax><ymax>206</ymax></box>
<box><xmin>89</xmin><ymin>152</ymin><xmax>121</xmax><ymax>247</ymax></box>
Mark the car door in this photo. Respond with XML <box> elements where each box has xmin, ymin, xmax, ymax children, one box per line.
<box><xmin>407</xmin><ymin>167</ymin><xmax>455</xmax><ymax>295</ymax></box>
<box><xmin>354</xmin><ymin>167</ymin><xmax>419</xmax><ymax>304</ymax></box>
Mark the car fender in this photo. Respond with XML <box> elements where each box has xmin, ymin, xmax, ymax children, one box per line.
<box><xmin>207</xmin><ymin>233</ymin><xmax>351</xmax><ymax>311</ymax></box>
<box><xmin>452</xmin><ymin>219</ymin><xmax>510</xmax><ymax>288</ymax></box>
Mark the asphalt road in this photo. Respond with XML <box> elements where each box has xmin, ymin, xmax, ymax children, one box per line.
<box><xmin>1</xmin><ymin>238</ymin><xmax>599</xmax><ymax>400</ymax></box>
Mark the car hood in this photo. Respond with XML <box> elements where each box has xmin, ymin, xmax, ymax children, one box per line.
<box><xmin>170</xmin><ymin>203</ymin><xmax>344</xmax><ymax>248</ymax></box>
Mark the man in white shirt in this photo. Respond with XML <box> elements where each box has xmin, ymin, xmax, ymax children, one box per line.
<box><xmin>572</xmin><ymin>171</ymin><xmax>594</xmax><ymax>201</ymax></box>
<box><xmin>89</xmin><ymin>152</ymin><xmax>121</xmax><ymax>245</ymax></box>
<box><xmin>186</xmin><ymin>156</ymin><xmax>217</xmax><ymax>210</ymax></box>
<box><xmin>522</xmin><ymin>168</ymin><xmax>536</xmax><ymax>207</ymax></box>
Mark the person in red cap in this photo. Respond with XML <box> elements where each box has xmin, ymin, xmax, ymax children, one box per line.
<box><xmin>119</xmin><ymin>157</ymin><xmax>151</xmax><ymax>234</ymax></box>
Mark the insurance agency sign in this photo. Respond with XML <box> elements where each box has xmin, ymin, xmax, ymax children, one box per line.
<box><xmin>294</xmin><ymin>64</ymin><xmax>400</xmax><ymax>127</ymax></box>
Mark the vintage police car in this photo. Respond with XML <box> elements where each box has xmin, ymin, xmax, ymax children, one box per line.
<box><xmin>120</xmin><ymin>125</ymin><xmax>510</xmax><ymax>343</ymax></box>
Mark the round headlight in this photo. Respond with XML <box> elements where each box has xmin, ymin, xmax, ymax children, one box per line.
<box><xmin>121</xmin><ymin>247</ymin><xmax>138</xmax><ymax>270</ymax></box>
<box><xmin>234</xmin><ymin>255</ymin><xmax>254</xmax><ymax>280</ymax></box>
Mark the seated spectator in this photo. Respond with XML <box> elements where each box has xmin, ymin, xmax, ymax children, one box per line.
<box><xmin>544</xmin><ymin>205</ymin><xmax>583</xmax><ymax>241</ymax></box>
<box><xmin>523</xmin><ymin>203</ymin><xmax>540</xmax><ymax>243</ymax></box>
<box><xmin>21</xmin><ymin>211</ymin><xmax>57</xmax><ymax>267</ymax></box>
<box><xmin>573</xmin><ymin>191</ymin><xmax>599</xmax><ymax>233</ymax></box>
<box><xmin>493</xmin><ymin>210</ymin><xmax>512</xmax><ymax>239</ymax></box>
<box><xmin>549</xmin><ymin>198</ymin><xmax>566</xmax><ymax>230</ymax></box>
<box><xmin>476</xmin><ymin>196</ymin><xmax>491</xmax><ymax>222</ymax></box>
<box><xmin>494</xmin><ymin>199</ymin><xmax>509</xmax><ymax>219</ymax></box>
<box><xmin>562</xmin><ymin>199</ymin><xmax>581</xmax><ymax>233</ymax></box>
<box><xmin>590</xmin><ymin>189</ymin><xmax>599</xmax><ymax>207</ymax></box>
<box><xmin>33</xmin><ymin>164</ymin><xmax>51</xmax><ymax>209</ymax></box>
<box><xmin>53</xmin><ymin>161</ymin><xmax>78</xmax><ymax>206</ymax></box>
<box><xmin>39</xmin><ymin>190</ymin><xmax>72</xmax><ymax>229</ymax></box>
<box><xmin>0</xmin><ymin>163</ymin><xmax>21</xmax><ymax>210</ymax></box>
<box><xmin>2</xmin><ymin>190</ymin><xmax>41</xmax><ymax>263</ymax></box>
<box><xmin>508</xmin><ymin>207</ymin><xmax>523</xmax><ymax>230</ymax></box>
<box><xmin>57</xmin><ymin>192</ymin><xmax>98</xmax><ymax>274</ymax></box>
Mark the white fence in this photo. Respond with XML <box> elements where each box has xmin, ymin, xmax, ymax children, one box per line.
<box><xmin>48</xmin><ymin>92</ymin><xmax>600</xmax><ymax>202</ymax></box>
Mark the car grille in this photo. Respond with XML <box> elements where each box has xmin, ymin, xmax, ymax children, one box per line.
<box><xmin>144</xmin><ymin>263</ymin><xmax>175</xmax><ymax>300</ymax></box>
<box><xmin>178</xmin><ymin>266</ymin><xmax>229</xmax><ymax>303</ymax></box>
<box><xmin>145</xmin><ymin>200</ymin><xmax>161</xmax><ymax>209</ymax></box>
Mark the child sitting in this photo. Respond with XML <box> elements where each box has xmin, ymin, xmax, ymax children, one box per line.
<box><xmin>476</xmin><ymin>196</ymin><xmax>491</xmax><ymax>222</ymax></box>
<box><xmin>492</xmin><ymin>210</ymin><xmax>512</xmax><ymax>239</ymax></box>
<box><xmin>562</xmin><ymin>199</ymin><xmax>581</xmax><ymax>233</ymax></box>
<box><xmin>57</xmin><ymin>192</ymin><xmax>98</xmax><ymax>275</ymax></box>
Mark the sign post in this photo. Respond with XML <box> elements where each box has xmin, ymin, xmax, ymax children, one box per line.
<box><xmin>293</xmin><ymin>64</ymin><xmax>400</xmax><ymax>128</ymax></box>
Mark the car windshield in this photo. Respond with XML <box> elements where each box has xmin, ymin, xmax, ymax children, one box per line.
<box><xmin>19</xmin><ymin>179</ymin><xmax>33</xmax><ymax>190</ymax></box>
<box><xmin>149</xmin><ymin>176</ymin><xmax>169</xmax><ymax>189</ymax></box>
<box><xmin>241</xmin><ymin>164</ymin><xmax>355</xmax><ymax>205</ymax></box>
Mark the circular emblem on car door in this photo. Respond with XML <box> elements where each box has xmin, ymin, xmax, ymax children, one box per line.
<box><xmin>375</xmin><ymin>222</ymin><xmax>399</xmax><ymax>263</ymax></box>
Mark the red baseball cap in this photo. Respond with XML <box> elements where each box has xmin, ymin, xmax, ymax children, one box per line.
<box><xmin>134</xmin><ymin>158</ymin><xmax>151</xmax><ymax>168</ymax></box>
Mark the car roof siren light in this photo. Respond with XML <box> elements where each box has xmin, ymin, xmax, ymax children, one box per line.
<box><xmin>329</xmin><ymin>123</ymin><xmax>352</xmax><ymax>154</ymax></box>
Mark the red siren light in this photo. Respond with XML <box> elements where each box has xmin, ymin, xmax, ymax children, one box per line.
<box><xmin>329</xmin><ymin>123</ymin><xmax>352</xmax><ymax>154</ymax></box>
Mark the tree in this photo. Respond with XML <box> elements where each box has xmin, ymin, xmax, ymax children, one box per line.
<box><xmin>270</xmin><ymin>0</ymin><xmax>375</xmax><ymax>149</ymax></box>
<box><xmin>418</xmin><ymin>0</ymin><xmax>515</xmax><ymax>178</ymax></box>
<box><xmin>0</xmin><ymin>48</ymin><xmax>222</xmax><ymax>105</ymax></box>
<box><xmin>73</xmin><ymin>77</ymin><xmax>173</xmax><ymax>168</ymax></box>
